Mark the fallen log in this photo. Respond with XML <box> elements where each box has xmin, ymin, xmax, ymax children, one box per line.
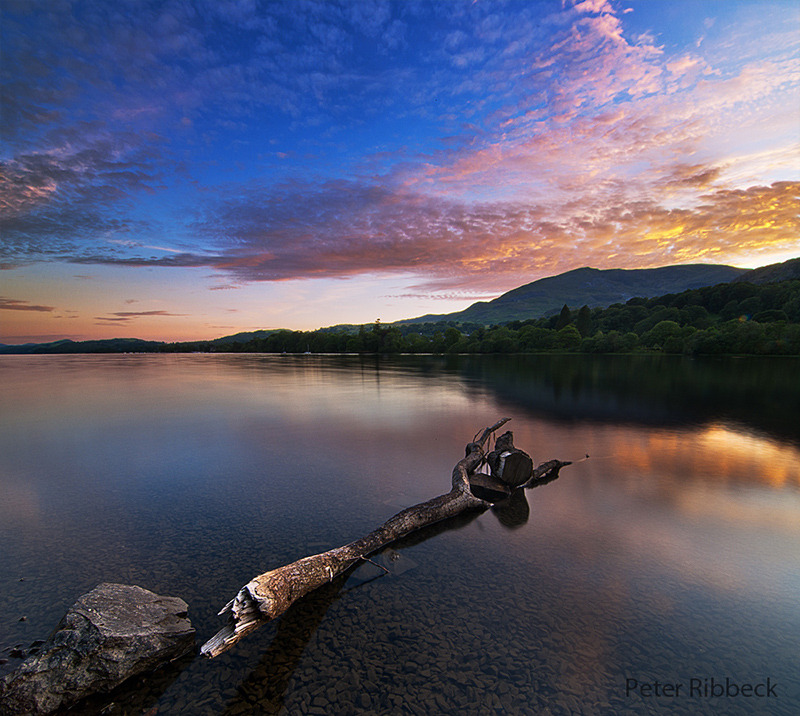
<box><xmin>486</xmin><ymin>430</ymin><xmax>533</xmax><ymax>487</ymax></box>
<box><xmin>201</xmin><ymin>418</ymin><xmax>570</xmax><ymax>657</ymax></box>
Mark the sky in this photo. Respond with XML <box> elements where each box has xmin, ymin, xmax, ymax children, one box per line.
<box><xmin>1</xmin><ymin>0</ymin><xmax>799</xmax><ymax>343</ymax></box>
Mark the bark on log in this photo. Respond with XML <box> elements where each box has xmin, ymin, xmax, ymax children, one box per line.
<box><xmin>486</xmin><ymin>431</ymin><xmax>534</xmax><ymax>487</ymax></box>
<box><xmin>201</xmin><ymin>418</ymin><xmax>569</xmax><ymax>658</ymax></box>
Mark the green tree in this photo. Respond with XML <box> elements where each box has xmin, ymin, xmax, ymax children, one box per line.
<box><xmin>687</xmin><ymin>327</ymin><xmax>728</xmax><ymax>355</ymax></box>
<box><xmin>404</xmin><ymin>333</ymin><xmax>430</xmax><ymax>353</ymax></box>
<box><xmin>642</xmin><ymin>320</ymin><xmax>683</xmax><ymax>351</ymax></box>
<box><xmin>634</xmin><ymin>307</ymin><xmax>681</xmax><ymax>335</ymax></box>
<box><xmin>753</xmin><ymin>309</ymin><xmax>788</xmax><ymax>323</ymax></box>
<box><xmin>444</xmin><ymin>326</ymin><xmax>462</xmax><ymax>348</ymax></box>
<box><xmin>555</xmin><ymin>304</ymin><xmax>572</xmax><ymax>330</ymax></box>
<box><xmin>346</xmin><ymin>335</ymin><xmax>364</xmax><ymax>352</ymax></box>
<box><xmin>481</xmin><ymin>326</ymin><xmax>516</xmax><ymax>353</ymax></box>
<box><xmin>555</xmin><ymin>325</ymin><xmax>581</xmax><ymax>351</ymax></box>
<box><xmin>519</xmin><ymin>326</ymin><xmax>555</xmax><ymax>351</ymax></box>
<box><xmin>575</xmin><ymin>305</ymin><xmax>593</xmax><ymax>337</ymax></box>
<box><xmin>681</xmin><ymin>304</ymin><xmax>712</xmax><ymax>329</ymax></box>
<box><xmin>431</xmin><ymin>331</ymin><xmax>447</xmax><ymax>353</ymax></box>
<box><xmin>621</xmin><ymin>332</ymin><xmax>640</xmax><ymax>352</ymax></box>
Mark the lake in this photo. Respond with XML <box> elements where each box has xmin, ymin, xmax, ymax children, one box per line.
<box><xmin>1</xmin><ymin>354</ymin><xmax>798</xmax><ymax>715</ymax></box>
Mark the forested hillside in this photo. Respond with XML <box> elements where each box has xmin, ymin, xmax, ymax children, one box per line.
<box><xmin>170</xmin><ymin>278</ymin><xmax>800</xmax><ymax>356</ymax></box>
<box><xmin>5</xmin><ymin>275</ymin><xmax>798</xmax><ymax>356</ymax></box>
<box><xmin>399</xmin><ymin>264</ymin><xmax>745</xmax><ymax>325</ymax></box>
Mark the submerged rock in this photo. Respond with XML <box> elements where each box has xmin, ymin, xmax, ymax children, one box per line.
<box><xmin>0</xmin><ymin>583</ymin><xmax>195</xmax><ymax>715</ymax></box>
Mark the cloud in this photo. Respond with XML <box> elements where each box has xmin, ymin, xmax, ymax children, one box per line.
<box><xmin>662</xmin><ymin>164</ymin><xmax>722</xmax><ymax>189</ymax></box>
<box><xmin>23</xmin><ymin>161</ymin><xmax>790</xmax><ymax>294</ymax></box>
<box><xmin>184</xmin><ymin>177</ymin><xmax>800</xmax><ymax>290</ymax></box>
<box><xmin>1</xmin><ymin>0</ymin><xmax>797</xmax><ymax>299</ymax></box>
<box><xmin>409</xmin><ymin>0</ymin><xmax>797</xmax><ymax>211</ymax></box>
<box><xmin>94</xmin><ymin>309</ymin><xmax>188</xmax><ymax>324</ymax></box>
<box><xmin>0</xmin><ymin>297</ymin><xmax>55</xmax><ymax>312</ymax></box>
<box><xmin>384</xmin><ymin>291</ymin><xmax>500</xmax><ymax>301</ymax></box>
<box><xmin>0</xmin><ymin>133</ymin><xmax>164</xmax><ymax>262</ymax></box>
<box><xmin>109</xmin><ymin>310</ymin><xmax>187</xmax><ymax>318</ymax></box>
<box><xmin>68</xmin><ymin>253</ymin><xmax>221</xmax><ymax>268</ymax></box>
<box><xmin>0</xmin><ymin>0</ymin><xmax>425</xmax><ymax>264</ymax></box>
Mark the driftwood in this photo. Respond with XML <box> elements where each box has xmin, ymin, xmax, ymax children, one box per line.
<box><xmin>487</xmin><ymin>430</ymin><xmax>534</xmax><ymax>487</ymax></box>
<box><xmin>201</xmin><ymin>418</ymin><xmax>570</xmax><ymax>657</ymax></box>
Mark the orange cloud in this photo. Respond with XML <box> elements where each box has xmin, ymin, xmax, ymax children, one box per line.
<box><xmin>183</xmin><ymin>176</ymin><xmax>796</xmax><ymax>292</ymax></box>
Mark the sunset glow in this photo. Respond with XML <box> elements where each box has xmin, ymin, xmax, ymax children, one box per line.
<box><xmin>1</xmin><ymin>0</ymin><xmax>798</xmax><ymax>342</ymax></box>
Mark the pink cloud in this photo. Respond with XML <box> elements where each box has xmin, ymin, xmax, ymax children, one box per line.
<box><xmin>0</xmin><ymin>297</ymin><xmax>55</xmax><ymax>312</ymax></box>
<box><xmin>178</xmin><ymin>172</ymin><xmax>797</xmax><ymax>293</ymax></box>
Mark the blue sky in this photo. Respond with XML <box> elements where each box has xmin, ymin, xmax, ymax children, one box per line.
<box><xmin>1</xmin><ymin>0</ymin><xmax>798</xmax><ymax>342</ymax></box>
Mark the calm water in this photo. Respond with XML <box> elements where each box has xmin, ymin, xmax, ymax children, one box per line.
<box><xmin>1</xmin><ymin>354</ymin><xmax>798</xmax><ymax>715</ymax></box>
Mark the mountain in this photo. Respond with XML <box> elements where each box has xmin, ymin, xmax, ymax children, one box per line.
<box><xmin>733</xmin><ymin>257</ymin><xmax>800</xmax><ymax>285</ymax></box>
<box><xmin>3</xmin><ymin>260</ymin><xmax>796</xmax><ymax>353</ymax></box>
<box><xmin>399</xmin><ymin>264</ymin><xmax>747</xmax><ymax>325</ymax></box>
<box><xmin>210</xmin><ymin>329</ymin><xmax>276</xmax><ymax>345</ymax></box>
<box><xmin>0</xmin><ymin>338</ymin><xmax>163</xmax><ymax>354</ymax></box>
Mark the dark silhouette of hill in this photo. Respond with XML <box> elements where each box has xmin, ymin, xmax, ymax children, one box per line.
<box><xmin>210</xmin><ymin>330</ymin><xmax>275</xmax><ymax>345</ymax></box>
<box><xmin>733</xmin><ymin>256</ymin><xmax>800</xmax><ymax>284</ymax></box>
<box><xmin>398</xmin><ymin>264</ymin><xmax>747</xmax><ymax>325</ymax></box>
<box><xmin>1</xmin><ymin>258</ymin><xmax>796</xmax><ymax>353</ymax></box>
<box><xmin>0</xmin><ymin>338</ymin><xmax>163</xmax><ymax>354</ymax></box>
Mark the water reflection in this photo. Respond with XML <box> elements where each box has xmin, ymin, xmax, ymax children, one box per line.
<box><xmin>698</xmin><ymin>423</ymin><xmax>799</xmax><ymax>488</ymax></box>
<box><xmin>485</xmin><ymin>466</ymin><xmax>568</xmax><ymax>529</ymax></box>
<box><xmin>442</xmin><ymin>353</ymin><xmax>800</xmax><ymax>445</ymax></box>
<box><xmin>571</xmin><ymin>422</ymin><xmax>800</xmax><ymax>492</ymax></box>
<box><xmin>490</xmin><ymin>489</ymin><xmax>530</xmax><ymax>529</ymax></box>
<box><xmin>189</xmin><ymin>353</ymin><xmax>800</xmax><ymax>490</ymax></box>
<box><xmin>1</xmin><ymin>354</ymin><xmax>798</xmax><ymax>714</ymax></box>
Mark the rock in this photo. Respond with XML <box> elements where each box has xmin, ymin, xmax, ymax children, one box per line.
<box><xmin>0</xmin><ymin>583</ymin><xmax>195</xmax><ymax>715</ymax></box>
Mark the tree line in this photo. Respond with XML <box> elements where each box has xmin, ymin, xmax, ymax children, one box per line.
<box><xmin>165</xmin><ymin>278</ymin><xmax>800</xmax><ymax>356</ymax></box>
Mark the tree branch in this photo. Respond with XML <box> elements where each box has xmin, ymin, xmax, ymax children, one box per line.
<box><xmin>201</xmin><ymin>417</ymin><xmax>563</xmax><ymax>658</ymax></box>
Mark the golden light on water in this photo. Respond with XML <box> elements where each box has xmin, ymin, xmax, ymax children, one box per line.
<box><xmin>698</xmin><ymin>423</ymin><xmax>800</xmax><ymax>489</ymax></box>
<box><xmin>582</xmin><ymin>422</ymin><xmax>800</xmax><ymax>490</ymax></box>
